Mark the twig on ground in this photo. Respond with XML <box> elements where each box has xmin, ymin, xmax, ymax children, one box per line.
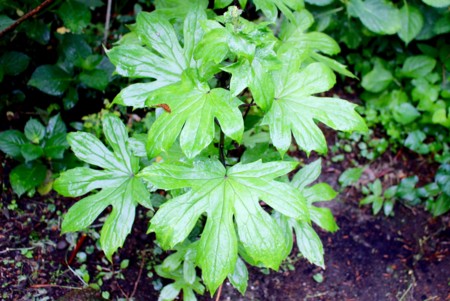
<box><xmin>29</xmin><ymin>284</ymin><xmax>84</xmax><ymax>290</ymax></box>
<box><xmin>130</xmin><ymin>253</ymin><xmax>146</xmax><ymax>299</ymax></box>
<box><xmin>215</xmin><ymin>283</ymin><xmax>223</xmax><ymax>301</ymax></box>
<box><xmin>0</xmin><ymin>0</ymin><xmax>54</xmax><ymax>39</ymax></box>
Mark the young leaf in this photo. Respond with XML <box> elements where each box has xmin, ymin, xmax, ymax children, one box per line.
<box><xmin>139</xmin><ymin>159</ymin><xmax>308</xmax><ymax>294</ymax></box>
<box><xmin>54</xmin><ymin>114</ymin><xmax>150</xmax><ymax>260</ymax></box>
<box><xmin>291</xmin><ymin>159</ymin><xmax>322</xmax><ymax>190</ymax></box>
<box><xmin>24</xmin><ymin>119</ymin><xmax>46</xmax><ymax>144</ymax></box>
<box><xmin>145</xmin><ymin>72</ymin><xmax>244</xmax><ymax>159</ymax></box>
<box><xmin>263</xmin><ymin>61</ymin><xmax>367</xmax><ymax>156</ymax></box>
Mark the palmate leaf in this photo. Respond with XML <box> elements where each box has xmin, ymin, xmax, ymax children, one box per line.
<box><xmin>263</xmin><ymin>50</ymin><xmax>367</xmax><ymax>156</ymax></box>
<box><xmin>139</xmin><ymin>159</ymin><xmax>309</xmax><ymax>294</ymax></box>
<box><xmin>54</xmin><ymin>114</ymin><xmax>150</xmax><ymax>260</ymax></box>
<box><xmin>106</xmin><ymin>6</ymin><xmax>207</xmax><ymax>108</ymax></box>
<box><xmin>145</xmin><ymin>71</ymin><xmax>244</xmax><ymax>159</ymax></box>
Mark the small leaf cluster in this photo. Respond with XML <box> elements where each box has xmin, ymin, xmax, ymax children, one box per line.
<box><xmin>0</xmin><ymin>114</ymin><xmax>71</xmax><ymax>196</ymax></box>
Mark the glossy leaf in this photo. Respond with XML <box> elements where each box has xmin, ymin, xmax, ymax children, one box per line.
<box><xmin>139</xmin><ymin>159</ymin><xmax>307</xmax><ymax>294</ymax></box>
<box><xmin>291</xmin><ymin>159</ymin><xmax>322</xmax><ymax>189</ymax></box>
<box><xmin>0</xmin><ymin>130</ymin><xmax>27</xmax><ymax>158</ymax></box>
<box><xmin>263</xmin><ymin>61</ymin><xmax>367</xmax><ymax>155</ymax></box>
<box><xmin>28</xmin><ymin>65</ymin><xmax>72</xmax><ymax>96</ymax></box>
<box><xmin>54</xmin><ymin>114</ymin><xmax>150</xmax><ymax>260</ymax></box>
<box><xmin>436</xmin><ymin>164</ymin><xmax>450</xmax><ymax>196</ymax></box>
<box><xmin>24</xmin><ymin>119</ymin><xmax>46</xmax><ymax>144</ymax></box>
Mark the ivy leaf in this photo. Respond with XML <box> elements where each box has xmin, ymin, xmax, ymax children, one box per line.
<box><xmin>139</xmin><ymin>159</ymin><xmax>308</xmax><ymax>294</ymax></box>
<box><xmin>106</xmin><ymin>8</ymin><xmax>207</xmax><ymax>108</ymax></box>
<box><xmin>54</xmin><ymin>114</ymin><xmax>150</xmax><ymax>260</ymax></box>
<box><xmin>145</xmin><ymin>71</ymin><xmax>244</xmax><ymax>159</ymax></box>
<box><xmin>263</xmin><ymin>60</ymin><xmax>367</xmax><ymax>156</ymax></box>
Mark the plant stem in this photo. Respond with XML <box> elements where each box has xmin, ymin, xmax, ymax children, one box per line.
<box><xmin>0</xmin><ymin>0</ymin><xmax>55</xmax><ymax>38</ymax></box>
<box><xmin>103</xmin><ymin>0</ymin><xmax>113</xmax><ymax>45</ymax></box>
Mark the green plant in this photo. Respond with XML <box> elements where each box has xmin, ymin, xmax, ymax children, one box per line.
<box><xmin>54</xmin><ymin>1</ymin><xmax>367</xmax><ymax>298</ymax></box>
<box><xmin>0</xmin><ymin>114</ymin><xmax>75</xmax><ymax>196</ymax></box>
<box><xmin>360</xmin><ymin>179</ymin><xmax>396</xmax><ymax>216</ymax></box>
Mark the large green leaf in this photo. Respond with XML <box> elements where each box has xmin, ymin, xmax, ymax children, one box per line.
<box><xmin>145</xmin><ymin>71</ymin><xmax>244</xmax><ymax>159</ymax></box>
<box><xmin>28</xmin><ymin>65</ymin><xmax>72</xmax><ymax>96</ymax></box>
<box><xmin>139</xmin><ymin>159</ymin><xmax>308</xmax><ymax>294</ymax></box>
<box><xmin>398</xmin><ymin>4</ymin><xmax>424</xmax><ymax>45</ymax></box>
<box><xmin>54</xmin><ymin>114</ymin><xmax>150</xmax><ymax>260</ymax></box>
<box><xmin>348</xmin><ymin>0</ymin><xmax>401</xmax><ymax>35</ymax></box>
<box><xmin>263</xmin><ymin>59</ymin><xmax>367</xmax><ymax>156</ymax></box>
<box><xmin>107</xmin><ymin>8</ymin><xmax>207</xmax><ymax>108</ymax></box>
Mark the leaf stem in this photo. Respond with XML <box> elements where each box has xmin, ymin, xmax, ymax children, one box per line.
<box><xmin>215</xmin><ymin>283</ymin><xmax>224</xmax><ymax>301</ymax></box>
